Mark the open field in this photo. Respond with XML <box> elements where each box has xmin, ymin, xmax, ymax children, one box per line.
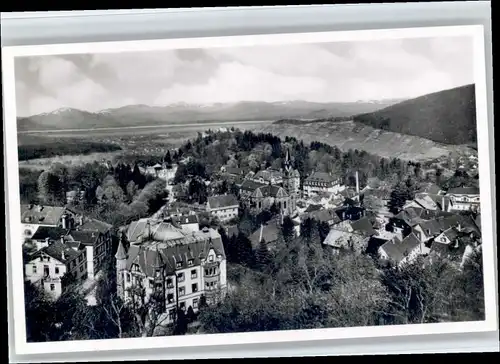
<box><xmin>17</xmin><ymin>120</ymin><xmax>270</xmax><ymax>169</ymax></box>
<box><xmin>251</xmin><ymin>120</ymin><xmax>475</xmax><ymax>162</ymax></box>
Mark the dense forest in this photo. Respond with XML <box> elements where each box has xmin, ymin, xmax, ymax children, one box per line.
<box><xmin>18</xmin><ymin>140</ymin><xmax>122</xmax><ymax>161</ymax></box>
<box><xmin>353</xmin><ymin>84</ymin><xmax>477</xmax><ymax>145</ymax></box>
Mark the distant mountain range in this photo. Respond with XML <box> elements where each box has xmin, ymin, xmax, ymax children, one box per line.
<box><xmin>16</xmin><ymin>99</ymin><xmax>404</xmax><ymax>132</ymax></box>
<box><xmin>353</xmin><ymin>84</ymin><xmax>476</xmax><ymax>145</ymax></box>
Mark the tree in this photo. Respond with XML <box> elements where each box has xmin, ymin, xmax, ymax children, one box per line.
<box><xmin>255</xmin><ymin>239</ymin><xmax>271</xmax><ymax>271</ymax></box>
<box><xmin>388</xmin><ymin>183</ymin><xmax>411</xmax><ymax>214</ymax></box>
<box><xmin>164</xmin><ymin>150</ymin><xmax>172</xmax><ymax>166</ymax></box>
<box><xmin>37</xmin><ymin>170</ymin><xmax>64</xmax><ymax>205</ymax></box>
<box><xmin>281</xmin><ymin>216</ymin><xmax>296</xmax><ymax>245</ymax></box>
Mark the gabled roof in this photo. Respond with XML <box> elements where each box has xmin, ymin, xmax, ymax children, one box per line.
<box><xmin>21</xmin><ymin>204</ymin><xmax>66</xmax><ymax>225</ymax></box>
<box><xmin>66</xmin><ymin>230</ymin><xmax>100</xmax><ymax>246</ymax></box>
<box><xmin>304</xmin><ymin>171</ymin><xmax>337</xmax><ymax>184</ymax></box>
<box><xmin>223</xmin><ymin>166</ymin><xmax>242</xmax><ymax>175</ymax></box>
<box><xmin>362</xmin><ymin>188</ymin><xmax>391</xmax><ymax>200</ymax></box>
<box><xmin>240</xmin><ymin>179</ymin><xmax>267</xmax><ymax>192</ymax></box>
<box><xmin>304</xmin><ymin>204</ymin><xmax>323</xmax><ymax>213</ymax></box>
<box><xmin>30</xmin><ymin>226</ymin><xmax>69</xmax><ymax>241</ymax></box>
<box><xmin>172</xmin><ymin>214</ymin><xmax>200</xmax><ymax>225</ymax></box>
<box><xmin>417</xmin><ymin>183</ymin><xmax>442</xmax><ymax>195</ymax></box>
<box><xmin>441</xmin><ymin>227</ymin><xmax>459</xmax><ymax>242</ymax></box>
<box><xmin>249</xmin><ymin>223</ymin><xmax>280</xmax><ymax>248</ymax></box>
<box><xmin>29</xmin><ymin>240</ymin><xmax>82</xmax><ymax>265</ymax></box>
<box><xmin>350</xmin><ymin>217</ymin><xmax>376</xmax><ymax>237</ymax></box>
<box><xmin>252</xmin><ymin>185</ymin><xmax>288</xmax><ymax>199</ymax></box>
<box><xmin>304</xmin><ymin>208</ymin><xmax>342</xmax><ymax>225</ymax></box>
<box><xmin>125</xmin><ymin>228</ymin><xmax>225</xmax><ymax>277</ymax></box>
<box><xmin>447</xmin><ymin>187</ymin><xmax>480</xmax><ymax>195</ymax></box>
<box><xmin>126</xmin><ymin>219</ymin><xmax>186</xmax><ymax>244</ymax></box>
<box><xmin>379</xmin><ymin>233</ymin><xmax>421</xmax><ymax>263</ymax></box>
<box><xmin>413</xmin><ymin>193</ymin><xmax>439</xmax><ymax>210</ymax></box>
<box><xmin>207</xmin><ymin>194</ymin><xmax>239</xmax><ymax>209</ymax></box>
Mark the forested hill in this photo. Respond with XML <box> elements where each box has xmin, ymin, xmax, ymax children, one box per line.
<box><xmin>353</xmin><ymin>84</ymin><xmax>477</xmax><ymax>145</ymax></box>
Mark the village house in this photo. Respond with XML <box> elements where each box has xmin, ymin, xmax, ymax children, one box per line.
<box><xmin>20</xmin><ymin>204</ymin><xmax>75</xmax><ymax>241</ymax></box>
<box><xmin>442</xmin><ymin>187</ymin><xmax>481</xmax><ymax>213</ymax></box>
<box><xmin>378</xmin><ymin>233</ymin><xmax>429</xmax><ymax>267</ymax></box>
<box><xmin>404</xmin><ymin>192</ymin><xmax>440</xmax><ymax>211</ymax></box>
<box><xmin>238</xmin><ymin>179</ymin><xmax>267</xmax><ymax>199</ymax></box>
<box><xmin>24</xmin><ymin>239</ymin><xmax>87</xmax><ymax>300</ymax></box>
<box><xmin>117</xmin><ymin>219</ymin><xmax>227</xmax><ymax>323</ymax></box>
<box><xmin>322</xmin><ymin>218</ymin><xmax>374</xmax><ymax>254</ymax></box>
<box><xmin>302</xmin><ymin>171</ymin><xmax>345</xmax><ymax>198</ymax></box>
<box><xmin>251</xmin><ymin>168</ymin><xmax>283</xmax><ymax>185</ymax></box>
<box><xmin>301</xmin><ymin>208</ymin><xmax>341</xmax><ymax>228</ymax></box>
<box><xmin>141</xmin><ymin>163</ymin><xmax>178</xmax><ymax>182</ymax></box>
<box><xmin>206</xmin><ymin>194</ymin><xmax>239</xmax><ymax>223</ymax></box>
<box><xmin>220</xmin><ymin>165</ymin><xmax>245</xmax><ymax>182</ymax></box>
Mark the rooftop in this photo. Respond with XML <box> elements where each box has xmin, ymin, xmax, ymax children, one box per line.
<box><xmin>304</xmin><ymin>171</ymin><xmax>338</xmax><ymax>184</ymax></box>
<box><xmin>379</xmin><ymin>233</ymin><xmax>421</xmax><ymax>264</ymax></box>
<box><xmin>29</xmin><ymin>240</ymin><xmax>82</xmax><ymax>265</ymax></box>
<box><xmin>30</xmin><ymin>226</ymin><xmax>69</xmax><ymax>241</ymax></box>
<box><xmin>447</xmin><ymin>187</ymin><xmax>480</xmax><ymax>195</ymax></box>
<box><xmin>207</xmin><ymin>194</ymin><xmax>239</xmax><ymax>209</ymax></box>
<box><xmin>21</xmin><ymin>204</ymin><xmax>66</xmax><ymax>226</ymax></box>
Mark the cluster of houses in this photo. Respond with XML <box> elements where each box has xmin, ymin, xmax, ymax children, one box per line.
<box><xmin>21</xmin><ymin>204</ymin><xmax>113</xmax><ymax>300</ymax></box>
<box><xmin>22</xmin><ymin>138</ymin><xmax>482</xmax><ymax>327</ymax></box>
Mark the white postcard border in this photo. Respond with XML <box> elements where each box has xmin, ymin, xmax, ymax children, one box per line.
<box><xmin>2</xmin><ymin>24</ymin><xmax>497</xmax><ymax>356</ymax></box>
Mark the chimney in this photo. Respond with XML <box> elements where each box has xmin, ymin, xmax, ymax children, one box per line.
<box><xmin>78</xmin><ymin>215</ymin><xmax>84</xmax><ymax>226</ymax></box>
<box><xmin>61</xmin><ymin>214</ymin><xmax>67</xmax><ymax>229</ymax></box>
<box><xmin>61</xmin><ymin>249</ymin><xmax>65</xmax><ymax>261</ymax></box>
<box><xmin>38</xmin><ymin>205</ymin><xmax>44</xmax><ymax>212</ymax></box>
<box><xmin>60</xmin><ymin>235</ymin><xmax>65</xmax><ymax>244</ymax></box>
<box><xmin>355</xmin><ymin>171</ymin><xmax>360</xmax><ymax>195</ymax></box>
<box><xmin>259</xmin><ymin>224</ymin><xmax>264</xmax><ymax>243</ymax></box>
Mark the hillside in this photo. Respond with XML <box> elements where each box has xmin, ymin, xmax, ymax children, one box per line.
<box><xmin>16</xmin><ymin>100</ymin><xmax>400</xmax><ymax>132</ymax></box>
<box><xmin>352</xmin><ymin>84</ymin><xmax>477</xmax><ymax>145</ymax></box>
<box><xmin>253</xmin><ymin>120</ymin><xmax>472</xmax><ymax>161</ymax></box>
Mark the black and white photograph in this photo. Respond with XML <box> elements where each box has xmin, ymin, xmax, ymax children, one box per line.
<box><xmin>3</xmin><ymin>24</ymin><xmax>497</xmax><ymax>355</ymax></box>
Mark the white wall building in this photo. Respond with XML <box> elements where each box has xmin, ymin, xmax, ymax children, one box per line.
<box><xmin>117</xmin><ymin>219</ymin><xmax>227</xmax><ymax>324</ymax></box>
<box><xmin>206</xmin><ymin>194</ymin><xmax>239</xmax><ymax>222</ymax></box>
<box><xmin>302</xmin><ymin>171</ymin><xmax>345</xmax><ymax>198</ymax></box>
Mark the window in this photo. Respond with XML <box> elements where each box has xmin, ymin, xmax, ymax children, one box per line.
<box><xmin>176</xmin><ymin>261</ymin><xmax>182</xmax><ymax>269</ymax></box>
<box><xmin>193</xmin><ymin>298</ymin><xmax>199</xmax><ymax>309</ymax></box>
<box><xmin>149</xmin><ymin>279</ymin><xmax>154</xmax><ymax>288</ymax></box>
<box><xmin>168</xmin><ymin>309</ymin><xmax>176</xmax><ymax>320</ymax></box>
<box><xmin>72</xmin><ymin>261</ymin><xmax>76</xmax><ymax>268</ymax></box>
<box><xmin>192</xmin><ymin>283</ymin><xmax>198</xmax><ymax>293</ymax></box>
<box><xmin>178</xmin><ymin>273</ymin><xmax>185</xmax><ymax>282</ymax></box>
<box><xmin>24</xmin><ymin>229</ymin><xmax>32</xmax><ymax>236</ymax></box>
<box><xmin>166</xmin><ymin>278</ymin><xmax>173</xmax><ymax>288</ymax></box>
<box><xmin>284</xmin><ymin>201</ymin><xmax>287</xmax><ymax>209</ymax></box>
<box><xmin>167</xmin><ymin>293</ymin><xmax>174</xmax><ymax>303</ymax></box>
<box><xmin>32</xmin><ymin>265</ymin><xmax>37</xmax><ymax>274</ymax></box>
<box><xmin>79</xmin><ymin>266</ymin><xmax>84</xmax><ymax>273</ymax></box>
<box><xmin>43</xmin><ymin>265</ymin><xmax>49</xmax><ymax>276</ymax></box>
<box><xmin>208</xmin><ymin>256</ymin><xmax>214</xmax><ymax>262</ymax></box>
<box><xmin>50</xmin><ymin>284</ymin><xmax>55</xmax><ymax>291</ymax></box>
<box><xmin>55</xmin><ymin>267</ymin><xmax>59</xmax><ymax>274</ymax></box>
<box><xmin>191</xmin><ymin>269</ymin><xmax>197</xmax><ymax>279</ymax></box>
<box><xmin>126</xmin><ymin>273</ymin><xmax>130</xmax><ymax>282</ymax></box>
<box><xmin>179</xmin><ymin>286</ymin><xmax>185</xmax><ymax>296</ymax></box>
<box><xmin>187</xmin><ymin>259</ymin><xmax>194</xmax><ymax>267</ymax></box>
<box><xmin>179</xmin><ymin>302</ymin><xmax>186</xmax><ymax>310</ymax></box>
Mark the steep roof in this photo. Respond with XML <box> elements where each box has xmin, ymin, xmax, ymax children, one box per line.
<box><xmin>30</xmin><ymin>226</ymin><xmax>69</xmax><ymax>241</ymax></box>
<box><xmin>379</xmin><ymin>233</ymin><xmax>421</xmax><ymax>264</ymax></box>
<box><xmin>66</xmin><ymin>230</ymin><xmax>100</xmax><ymax>246</ymax></box>
<box><xmin>304</xmin><ymin>209</ymin><xmax>342</xmax><ymax>224</ymax></box>
<box><xmin>442</xmin><ymin>227</ymin><xmax>460</xmax><ymax>242</ymax></box>
<box><xmin>126</xmin><ymin>219</ymin><xmax>186</xmax><ymax>244</ymax></box>
<box><xmin>413</xmin><ymin>193</ymin><xmax>439</xmax><ymax>210</ymax></box>
<box><xmin>304</xmin><ymin>204</ymin><xmax>323</xmax><ymax>213</ymax></box>
<box><xmin>254</xmin><ymin>169</ymin><xmax>283</xmax><ymax>182</ymax></box>
<box><xmin>252</xmin><ymin>185</ymin><xmax>288</xmax><ymax>199</ymax></box>
<box><xmin>125</xmin><ymin>227</ymin><xmax>225</xmax><ymax>277</ymax></box>
<box><xmin>418</xmin><ymin>183</ymin><xmax>442</xmax><ymax>195</ymax></box>
<box><xmin>304</xmin><ymin>171</ymin><xmax>337</xmax><ymax>184</ymax></box>
<box><xmin>350</xmin><ymin>217</ymin><xmax>376</xmax><ymax>237</ymax></box>
<box><xmin>362</xmin><ymin>188</ymin><xmax>391</xmax><ymax>200</ymax></box>
<box><xmin>207</xmin><ymin>194</ymin><xmax>239</xmax><ymax>209</ymax></box>
<box><xmin>29</xmin><ymin>240</ymin><xmax>82</xmax><ymax>265</ymax></box>
<box><xmin>249</xmin><ymin>223</ymin><xmax>280</xmax><ymax>248</ymax></box>
<box><xmin>172</xmin><ymin>214</ymin><xmax>200</xmax><ymax>225</ymax></box>
<box><xmin>223</xmin><ymin>166</ymin><xmax>242</xmax><ymax>175</ymax></box>
<box><xmin>21</xmin><ymin>204</ymin><xmax>66</xmax><ymax>225</ymax></box>
<box><xmin>447</xmin><ymin>187</ymin><xmax>480</xmax><ymax>195</ymax></box>
<box><xmin>239</xmin><ymin>179</ymin><xmax>267</xmax><ymax>192</ymax></box>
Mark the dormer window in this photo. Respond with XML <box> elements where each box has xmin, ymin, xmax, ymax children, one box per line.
<box><xmin>187</xmin><ymin>259</ymin><xmax>194</xmax><ymax>267</ymax></box>
<box><xmin>208</xmin><ymin>256</ymin><xmax>214</xmax><ymax>262</ymax></box>
<box><xmin>176</xmin><ymin>261</ymin><xmax>182</xmax><ymax>269</ymax></box>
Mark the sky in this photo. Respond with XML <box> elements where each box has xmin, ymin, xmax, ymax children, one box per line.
<box><xmin>15</xmin><ymin>35</ymin><xmax>474</xmax><ymax>117</ymax></box>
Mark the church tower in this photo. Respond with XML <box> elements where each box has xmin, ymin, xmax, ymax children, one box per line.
<box><xmin>282</xmin><ymin>148</ymin><xmax>300</xmax><ymax>213</ymax></box>
<box><xmin>115</xmin><ymin>232</ymin><xmax>128</xmax><ymax>299</ymax></box>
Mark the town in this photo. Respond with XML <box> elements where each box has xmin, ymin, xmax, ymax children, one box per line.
<box><xmin>21</xmin><ymin>127</ymin><xmax>483</xmax><ymax>340</ymax></box>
